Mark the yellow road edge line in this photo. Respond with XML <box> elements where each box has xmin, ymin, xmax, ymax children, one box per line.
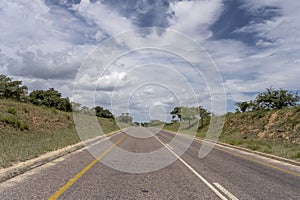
<box><xmin>48</xmin><ymin>134</ymin><xmax>127</xmax><ymax>200</ymax></box>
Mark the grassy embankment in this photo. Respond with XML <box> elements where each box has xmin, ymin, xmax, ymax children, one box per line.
<box><xmin>163</xmin><ymin>108</ymin><xmax>300</xmax><ymax>162</ymax></box>
<box><xmin>1</xmin><ymin>98</ymin><xmax>299</xmax><ymax>168</ymax></box>
<box><xmin>0</xmin><ymin>99</ymin><xmax>119</xmax><ymax>168</ymax></box>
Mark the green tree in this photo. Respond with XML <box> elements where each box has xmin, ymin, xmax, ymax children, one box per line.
<box><xmin>71</xmin><ymin>102</ymin><xmax>81</xmax><ymax>112</ymax></box>
<box><xmin>170</xmin><ymin>106</ymin><xmax>211</xmax><ymax>128</ymax></box>
<box><xmin>198</xmin><ymin>106</ymin><xmax>211</xmax><ymax>128</ymax></box>
<box><xmin>80</xmin><ymin>106</ymin><xmax>91</xmax><ymax>114</ymax></box>
<box><xmin>0</xmin><ymin>75</ymin><xmax>28</xmax><ymax>101</ymax></box>
<box><xmin>29</xmin><ymin>88</ymin><xmax>72</xmax><ymax>112</ymax></box>
<box><xmin>57</xmin><ymin>97</ymin><xmax>72</xmax><ymax>112</ymax></box>
<box><xmin>235</xmin><ymin>87</ymin><xmax>299</xmax><ymax>112</ymax></box>
<box><xmin>116</xmin><ymin>113</ymin><xmax>133</xmax><ymax>124</ymax></box>
<box><xmin>256</xmin><ymin>87</ymin><xmax>299</xmax><ymax>109</ymax></box>
<box><xmin>235</xmin><ymin>101</ymin><xmax>252</xmax><ymax>112</ymax></box>
<box><xmin>170</xmin><ymin>106</ymin><xmax>182</xmax><ymax>121</ymax></box>
<box><xmin>94</xmin><ymin>106</ymin><xmax>114</xmax><ymax>119</ymax></box>
<box><xmin>181</xmin><ymin>106</ymin><xmax>199</xmax><ymax>126</ymax></box>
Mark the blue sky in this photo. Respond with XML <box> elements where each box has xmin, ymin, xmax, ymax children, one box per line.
<box><xmin>1</xmin><ymin>0</ymin><xmax>300</xmax><ymax>122</ymax></box>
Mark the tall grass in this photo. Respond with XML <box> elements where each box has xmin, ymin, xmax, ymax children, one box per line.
<box><xmin>0</xmin><ymin>99</ymin><xmax>119</xmax><ymax>168</ymax></box>
<box><xmin>163</xmin><ymin>108</ymin><xmax>300</xmax><ymax>162</ymax></box>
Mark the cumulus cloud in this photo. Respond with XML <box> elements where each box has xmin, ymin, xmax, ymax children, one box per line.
<box><xmin>99</xmin><ymin>0</ymin><xmax>172</xmax><ymax>28</ymax></box>
<box><xmin>6</xmin><ymin>48</ymin><xmax>84</xmax><ymax>80</ymax></box>
<box><xmin>0</xmin><ymin>0</ymin><xmax>132</xmax><ymax>100</ymax></box>
<box><xmin>201</xmin><ymin>0</ymin><xmax>300</xmax><ymax>105</ymax></box>
<box><xmin>169</xmin><ymin>0</ymin><xmax>224</xmax><ymax>40</ymax></box>
<box><xmin>1</xmin><ymin>0</ymin><xmax>300</xmax><ymax>120</ymax></box>
<box><xmin>97</xmin><ymin>71</ymin><xmax>129</xmax><ymax>91</ymax></box>
<box><xmin>73</xmin><ymin>0</ymin><xmax>134</xmax><ymax>36</ymax></box>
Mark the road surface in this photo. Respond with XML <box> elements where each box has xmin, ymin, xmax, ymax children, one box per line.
<box><xmin>0</xmin><ymin>127</ymin><xmax>299</xmax><ymax>199</ymax></box>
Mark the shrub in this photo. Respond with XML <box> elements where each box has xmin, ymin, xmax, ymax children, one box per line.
<box><xmin>66</xmin><ymin>114</ymin><xmax>71</xmax><ymax>120</ymax></box>
<box><xmin>7</xmin><ymin>107</ymin><xmax>16</xmax><ymax>115</ymax></box>
<box><xmin>23</xmin><ymin>107</ymin><xmax>29</xmax><ymax>113</ymax></box>
<box><xmin>0</xmin><ymin>116</ymin><xmax>29</xmax><ymax>131</ymax></box>
<box><xmin>20</xmin><ymin>123</ymin><xmax>29</xmax><ymax>131</ymax></box>
<box><xmin>0</xmin><ymin>116</ymin><xmax>21</xmax><ymax>127</ymax></box>
<box><xmin>51</xmin><ymin>107</ymin><xmax>58</xmax><ymax>114</ymax></box>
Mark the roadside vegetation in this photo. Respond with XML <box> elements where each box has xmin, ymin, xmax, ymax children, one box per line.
<box><xmin>0</xmin><ymin>75</ymin><xmax>119</xmax><ymax>168</ymax></box>
<box><xmin>1</xmin><ymin>74</ymin><xmax>299</xmax><ymax>167</ymax></box>
<box><xmin>220</xmin><ymin>108</ymin><xmax>300</xmax><ymax>161</ymax></box>
<box><xmin>0</xmin><ymin>99</ymin><xmax>119</xmax><ymax>168</ymax></box>
<box><xmin>162</xmin><ymin>87</ymin><xmax>300</xmax><ymax>161</ymax></box>
<box><xmin>223</xmin><ymin>87</ymin><xmax>300</xmax><ymax>161</ymax></box>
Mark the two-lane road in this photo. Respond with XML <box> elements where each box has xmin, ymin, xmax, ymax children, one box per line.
<box><xmin>0</xmin><ymin>127</ymin><xmax>299</xmax><ymax>199</ymax></box>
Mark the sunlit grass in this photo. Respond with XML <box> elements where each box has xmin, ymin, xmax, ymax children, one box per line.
<box><xmin>0</xmin><ymin>99</ymin><xmax>119</xmax><ymax>168</ymax></box>
<box><xmin>163</xmin><ymin>110</ymin><xmax>300</xmax><ymax>162</ymax></box>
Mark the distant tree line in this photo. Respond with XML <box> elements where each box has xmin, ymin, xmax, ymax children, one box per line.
<box><xmin>116</xmin><ymin>113</ymin><xmax>133</xmax><ymax>124</ymax></box>
<box><xmin>170</xmin><ymin>106</ymin><xmax>211</xmax><ymax>129</ymax></box>
<box><xmin>236</xmin><ymin>87</ymin><xmax>300</xmax><ymax>112</ymax></box>
<box><xmin>72</xmin><ymin>104</ymin><xmax>114</xmax><ymax>119</ymax></box>
<box><xmin>0</xmin><ymin>74</ymin><xmax>114</xmax><ymax>118</ymax></box>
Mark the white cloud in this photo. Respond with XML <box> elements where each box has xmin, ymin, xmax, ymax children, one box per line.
<box><xmin>98</xmin><ymin>71</ymin><xmax>129</xmax><ymax>91</ymax></box>
<box><xmin>169</xmin><ymin>0</ymin><xmax>224</xmax><ymax>40</ymax></box>
<box><xmin>200</xmin><ymin>0</ymin><xmax>300</xmax><ymax>108</ymax></box>
<box><xmin>6</xmin><ymin>47</ymin><xmax>87</xmax><ymax>79</ymax></box>
<box><xmin>0</xmin><ymin>0</ymin><xmax>134</xmax><ymax>100</ymax></box>
<box><xmin>73</xmin><ymin>1</ymin><xmax>134</xmax><ymax>36</ymax></box>
<box><xmin>1</xmin><ymin>0</ymin><xmax>300</xmax><ymax>118</ymax></box>
<box><xmin>143</xmin><ymin>87</ymin><xmax>155</xmax><ymax>95</ymax></box>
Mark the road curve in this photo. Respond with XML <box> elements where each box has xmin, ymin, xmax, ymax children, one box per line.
<box><xmin>0</xmin><ymin>127</ymin><xmax>299</xmax><ymax>199</ymax></box>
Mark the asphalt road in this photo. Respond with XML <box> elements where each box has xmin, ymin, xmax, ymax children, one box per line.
<box><xmin>0</xmin><ymin>127</ymin><xmax>299</xmax><ymax>199</ymax></box>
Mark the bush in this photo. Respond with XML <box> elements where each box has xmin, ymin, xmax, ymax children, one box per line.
<box><xmin>51</xmin><ymin>107</ymin><xmax>58</xmax><ymax>114</ymax></box>
<box><xmin>0</xmin><ymin>116</ymin><xmax>21</xmax><ymax>127</ymax></box>
<box><xmin>23</xmin><ymin>107</ymin><xmax>29</xmax><ymax>113</ymax></box>
<box><xmin>7</xmin><ymin>107</ymin><xmax>16</xmax><ymax>115</ymax></box>
<box><xmin>66</xmin><ymin>114</ymin><xmax>71</xmax><ymax>120</ymax></box>
<box><xmin>20</xmin><ymin>123</ymin><xmax>29</xmax><ymax>131</ymax></box>
<box><xmin>0</xmin><ymin>116</ymin><xmax>29</xmax><ymax>131</ymax></box>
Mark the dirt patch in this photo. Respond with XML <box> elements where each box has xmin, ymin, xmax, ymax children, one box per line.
<box><xmin>258</xmin><ymin>112</ymin><xmax>277</xmax><ymax>139</ymax></box>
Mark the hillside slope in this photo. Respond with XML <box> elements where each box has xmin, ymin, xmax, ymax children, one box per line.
<box><xmin>0</xmin><ymin>99</ymin><xmax>118</xmax><ymax>168</ymax></box>
<box><xmin>223</xmin><ymin>108</ymin><xmax>300</xmax><ymax>144</ymax></box>
<box><xmin>219</xmin><ymin>108</ymin><xmax>300</xmax><ymax>161</ymax></box>
<box><xmin>164</xmin><ymin>108</ymin><xmax>300</xmax><ymax>161</ymax></box>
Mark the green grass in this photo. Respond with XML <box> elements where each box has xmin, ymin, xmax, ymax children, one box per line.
<box><xmin>1</xmin><ymin>98</ymin><xmax>299</xmax><ymax>168</ymax></box>
<box><xmin>0</xmin><ymin>127</ymin><xmax>79</xmax><ymax>167</ymax></box>
<box><xmin>0</xmin><ymin>115</ymin><xmax>29</xmax><ymax>131</ymax></box>
<box><xmin>7</xmin><ymin>107</ymin><xmax>16</xmax><ymax>115</ymax></box>
<box><xmin>219</xmin><ymin>136</ymin><xmax>300</xmax><ymax>161</ymax></box>
<box><xmin>163</xmin><ymin>109</ymin><xmax>300</xmax><ymax>162</ymax></box>
<box><xmin>0</xmin><ymin>99</ymin><xmax>119</xmax><ymax>168</ymax></box>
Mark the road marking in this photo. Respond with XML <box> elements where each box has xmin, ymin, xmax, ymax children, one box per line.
<box><xmin>154</xmin><ymin>136</ymin><xmax>234</xmax><ymax>200</ymax></box>
<box><xmin>163</xmin><ymin>130</ymin><xmax>300</xmax><ymax>177</ymax></box>
<box><xmin>166</xmin><ymin>144</ymin><xmax>174</xmax><ymax>150</ymax></box>
<box><xmin>48</xmin><ymin>134</ymin><xmax>127</xmax><ymax>200</ymax></box>
<box><xmin>197</xmin><ymin>141</ymin><xmax>300</xmax><ymax>177</ymax></box>
<box><xmin>213</xmin><ymin>183</ymin><xmax>239</xmax><ymax>200</ymax></box>
<box><xmin>213</xmin><ymin>147</ymin><xmax>300</xmax><ymax>177</ymax></box>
